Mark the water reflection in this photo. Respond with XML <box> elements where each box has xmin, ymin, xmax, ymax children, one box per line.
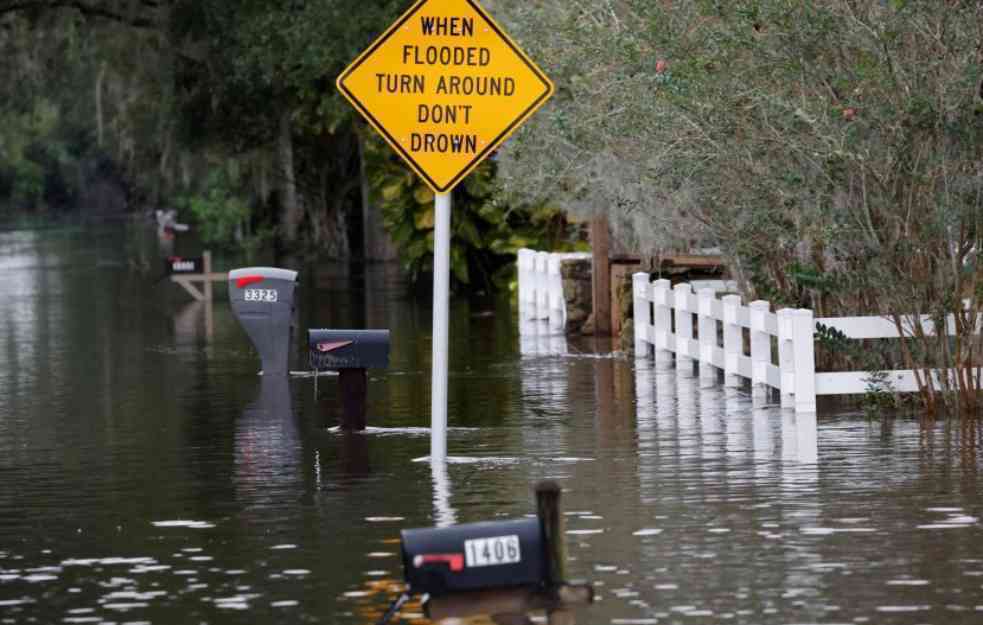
<box><xmin>234</xmin><ymin>374</ymin><xmax>301</xmax><ymax>510</ymax></box>
<box><xmin>518</xmin><ymin>319</ymin><xmax>570</xmax><ymax>462</ymax></box>
<box><xmin>173</xmin><ymin>299</ymin><xmax>214</xmax><ymax>344</ymax></box>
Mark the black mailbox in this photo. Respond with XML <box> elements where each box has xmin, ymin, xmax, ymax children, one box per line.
<box><xmin>308</xmin><ymin>329</ymin><xmax>390</xmax><ymax>370</ymax></box>
<box><xmin>229</xmin><ymin>267</ymin><xmax>298</xmax><ymax>377</ymax></box>
<box><xmin>400</xmin><ymin>518</ymin><xmax>547</xmax><ymax>597</ymax></box>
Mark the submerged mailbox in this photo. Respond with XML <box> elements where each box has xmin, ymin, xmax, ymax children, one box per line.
<box><xmin>401</xmin><ymin>518</ymin><xmax>547</xmax><ymax>597</ymax></box>
<box><xmin>308</xmin><ymin>329</ymin><xmax>390</xmax><ymax>431</ymax></box>
<box><xmin>308</xmin><ymin>329</ymin><xmax>390</xmax><ymax>371</ymax></box>
<box><xmin>229</xmin><ymin>267</ymin><xmax>298</xmax><ymax>377</ymax></box>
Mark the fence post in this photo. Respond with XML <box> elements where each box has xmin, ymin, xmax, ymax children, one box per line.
<box><xmin>633</xmin><ymin>273</ymin><xmax>651</xmax><ymax>357</ymax></box>
<box><xmin>536</xmin><ymin>252</ymin><xmax>550</xmax><ymax>320</ymax></box>
<box><xmin>749</xmin><ymin>301</ymin><xmax>771</xmax><ymax>402</ymax></box>
<box><xmin>653</xmin><ymin>279</ymin><xmax>673</xmax><ymax>367</ymax></box>
<box><xmin>698</xmin><ymin>289</ymin><xmax>716</xmax><ymax>385</ymax></box>
<box><xmin>723</xmin><ymin>294</ymin><xmax>742</xmax><ymax>388</ymax></box>
<box><xmin>777</xmin><ymin>308</ymin><xmax>795</xmax><ymax>409</ymax></box>
<box><xmin>793</xmin><ymin>309</ymin><xmax>817</xmax><ymax>414</ymax></box>
<box><xmin>548</xmin><ymin>255</ymin><xmax>564</xmax><ymax>333</ymax></box>
<box><xmin>518</xmin><ymin>249</ymin><xmax>532</xmax><ymax>322</ymax></box>
<box><xmin>674</xmin><ymin>283</ymin><xmax>694</xmax><ymax>376</ymax></box>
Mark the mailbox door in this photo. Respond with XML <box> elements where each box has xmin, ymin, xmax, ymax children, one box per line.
<box><xmin>308</xmin><ymin>329</ymin><xmax>390</xmax><ymax>370</ymax></box>
<box><xmin>401</xmin><ymin>518</ymin><xmax>546</xmax><ymax>596</ymax></box>
<box><xmin>229</xmin><ymin>268</ymin><xmax>298</xmax><ymax>376</ymax></box>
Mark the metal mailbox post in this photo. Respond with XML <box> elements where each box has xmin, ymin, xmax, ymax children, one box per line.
<box><xmin>228</xmin><ymin>267</ymin><xmax>299</xmax><ymax>377</ymax></box>
<box><xmin>308</xmin><ymin>329</ymin><xmax>390</xmax><ymax>431</ymax></box>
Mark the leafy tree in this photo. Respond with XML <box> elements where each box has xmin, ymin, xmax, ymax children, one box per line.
<box><xmin>497</xmin><ymin>0</ymin><xmax>983</xmax><ymax>414</ymax></box>
<box><xmin>366</xmin><ymin>133</ymin><xmax>582</xmax><ymax>292</ymax></box>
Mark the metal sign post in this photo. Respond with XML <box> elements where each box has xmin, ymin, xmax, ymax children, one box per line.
<box><xmin>431</xmin><ymin>192</ymin><xmax>452</xmax><ymax>461</ymax></box>
<box><xmin>337</xmin><ymin>0</ymin><xmax>554</xmax><ymax>460</ymax></box>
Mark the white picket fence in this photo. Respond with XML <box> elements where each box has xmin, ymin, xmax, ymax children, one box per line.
<box><xmin>633</xmin><ymin>274</ymin><xmax>818</xmax><ymax>414</ymax></box>
<box><xmin>517</xmin><ymin>249</ymin><xmax>591</xmax><ymax>333</ymax></box>
<box><xmin>633</xmin><ymin>272</ymin><xmax>983</xmax><ymax>415</ymax></box>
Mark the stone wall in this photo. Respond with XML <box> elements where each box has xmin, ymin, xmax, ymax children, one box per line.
<box><xmin>560</xmin><ymin>258</ymin><xmax>593</xmax><ymax>334</ymax></box>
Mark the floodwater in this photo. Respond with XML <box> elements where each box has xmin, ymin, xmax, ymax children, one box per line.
<box><xmin>1</xmin><ymin>224</ymin><xmax>982</xmax><ymax>625</ymax></box>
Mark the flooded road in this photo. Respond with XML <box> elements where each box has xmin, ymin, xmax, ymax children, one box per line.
<box><xmin>1</xmin><ymin>225</ymin><xmax>982</xmax><ymax>624</ymax></box>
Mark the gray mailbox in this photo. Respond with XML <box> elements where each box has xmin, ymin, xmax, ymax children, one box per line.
<box><xmin>307</xmin><ymin>329</ymin><xmax>390</xmax><ymax>431</ymax></box>
<box><xmin>229</xmin><ymin>267</ymin><xmax>298</xmax><ymax>377</ymax></box>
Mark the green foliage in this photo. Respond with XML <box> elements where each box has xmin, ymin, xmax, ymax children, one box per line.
<box><xmin>498</xmin><ymin>0</ymin><xmax>983</xmax><ymax>413</ymax></box>
<box><xmin>177</xmin><ymin>167</ymin><xmax>249</xmax><ymax>249</ymax></box>
<box><xmin>365</xmin><ymin>133</ymin><xmax>582</xmax><ymax>292</ymax></box>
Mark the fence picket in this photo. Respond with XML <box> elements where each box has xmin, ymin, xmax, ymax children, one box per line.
<box><xmin>723</xmin><ymin>295</ymin><xmax>742</xmax><ymax>388</ymax></box>
<box><xmin>749</xmin><ymin>301</ymin><xmax>771</xmax><ymax>402</ymax></box>
<box><xmin>698</xmin><ymin>289</ymin><xmax>716</xmax><ymax>384</ymax></box>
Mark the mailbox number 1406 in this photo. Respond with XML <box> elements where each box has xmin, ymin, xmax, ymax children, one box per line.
<box><xmin>464</xmin><ymin>534</ymin><xmax>521</xmax><ymax>568</ymax></box>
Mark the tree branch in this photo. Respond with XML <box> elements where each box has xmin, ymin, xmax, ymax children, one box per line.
<box><xmin>0</xmin><ymin>0</ymin><xmax>165</xmax><ymax>29</ymax></box>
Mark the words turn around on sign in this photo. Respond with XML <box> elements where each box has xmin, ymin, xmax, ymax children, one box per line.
<box><xmin>337</xmin><ymin>0</ymin><xmax>554</xmax><ymax>193</ymax></box>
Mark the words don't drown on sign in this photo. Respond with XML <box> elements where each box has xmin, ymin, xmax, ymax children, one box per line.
<box><xmin>337</xmin><ymin>0</ymin><xmax>554</xmax><ymax>193</ymax></box>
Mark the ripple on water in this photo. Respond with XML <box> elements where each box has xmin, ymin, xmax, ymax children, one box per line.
<box><xmin>801</xmin><ymin>527</ymin><xmax>877</xmax><ymax>536</ymax></box>
<box><xmin>151</xmin><ymin>520</ymin><xmax>215</xmax><ymax>529</ymax></box>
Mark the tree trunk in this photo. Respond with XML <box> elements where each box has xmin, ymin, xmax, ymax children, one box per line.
<box><xmin>95</xmin><ymin>61</ymin><xmax>106</xmax><ymax>148</ymax></box>
<box><xmin>278</xmin><ymin>110</ymin><xmax>300</xmax><ymax>242</ymax></box>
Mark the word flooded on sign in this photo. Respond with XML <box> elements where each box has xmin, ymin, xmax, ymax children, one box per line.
<box><xmin>337</xmin><ymin>0</ymin><xmax>554</xmax><ymax>193</ymax></box>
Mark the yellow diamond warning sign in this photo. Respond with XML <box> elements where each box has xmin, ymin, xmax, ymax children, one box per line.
<box><xmin>337</xmin><ymin>0</ymin><xmax>554</xmax><ymax>193</ymax></box>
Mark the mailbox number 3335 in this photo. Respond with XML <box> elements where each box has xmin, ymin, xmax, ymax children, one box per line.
<box><xmin>464</xmin><ymin>534</ymin><xmax>521</xmax><ymax>568</ymax></box>
<box><xmin>244</xmin><ymin>289</ymin><xmax>278</xmax><ymax>303</ymax></box>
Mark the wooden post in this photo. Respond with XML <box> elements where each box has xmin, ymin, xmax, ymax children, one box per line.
<box><xmin>202</xmin><ymin>250</ymin><xmax>213</xmax><ymax>301</ymax></box>
<box><xmin>338</xmin><ymin>368</ymin><xmax>368</xmax><ymax>430</ymax></box>
<box><xmin>590</xmin><ymin>215</ymin><xmax>611</xmax><ymax>336</ymax></box>
<box><xmin>535</xmin><ymin>481</ymin><xmax>566</xmax><ymax>588</ymax></box>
